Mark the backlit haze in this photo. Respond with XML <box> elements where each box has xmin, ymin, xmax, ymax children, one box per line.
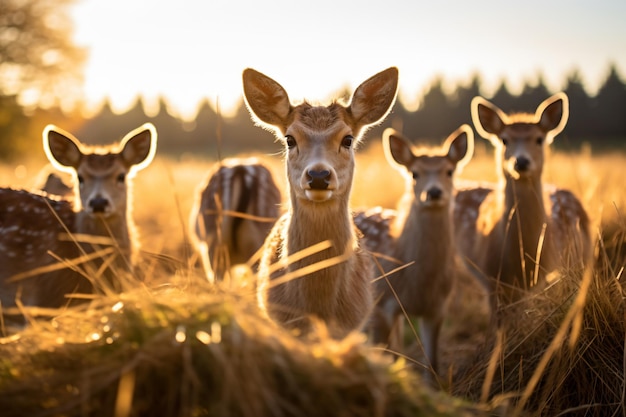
<box><xmin>71</xmin><ymin>0</ymin><xmax>626</xmax><ymax>120</ymax></box>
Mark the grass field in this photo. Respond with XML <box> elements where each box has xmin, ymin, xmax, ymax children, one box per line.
<box><xmin>0</xmin><ymin>137</ymin><xmax>625</xmax><ymax>416</ymax></box>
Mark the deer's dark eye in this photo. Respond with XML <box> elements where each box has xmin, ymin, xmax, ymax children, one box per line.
<box><xmin>536</xmin><ymin>136</ymin><xmax>544</xmax><ymax>145</ymax></box>
<box><xmin>77</xmin><ymin>175</ymin><xmax>84</xmax><ymax>186</ymax></box>
<box><xmin>412</xmin><ymin>172</ymin><xmax>419</xmax><ymax>180</ymax></box>
<box><xmin>447</xmin><ymin>169</ymin><xmax>454</xmax><ymax>177</ymax></box>
<box><xmin>285</xmin><ymin>135</ymin><xmax>296</xmax><ymax>149</ymax></box>
<box><xmin>341</xmin><ymin>135</ymin><xmax>354</xmax><ymax>149</ymax></box>
<box><xmin>117</xmin><ymin>173</ymin><xmax>126</xmax><ymax>183</ymax></box>
<box><xmin>501</xmin><ymin>138</ymin><xmax>508</xmax><ymax>146</ymax></box>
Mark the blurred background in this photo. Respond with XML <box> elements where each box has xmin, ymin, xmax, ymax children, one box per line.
<box><xmin>0</xmin><ymin>0</ymin><xmax>625</xmax><ymax>163</ymax></box>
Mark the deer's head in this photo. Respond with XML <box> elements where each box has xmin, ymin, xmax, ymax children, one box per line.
<box><xmin>471</xmin><ymin>93</ymin><xmax>568</xmax><ymax>181</ymax></box>
<box><xmin>242</xmin><ymin>67</ymin><xmax>399</xmax><ymax>205</ymax></box>
<box><xmin>44</xmin><ymin>123</ymin><xmax>157</xmax><ymax>218</ymax></box>
<box><xmin>384</xmin><ymin>125</ymin><xmax>473</xmax><ymax>209</ymax></box>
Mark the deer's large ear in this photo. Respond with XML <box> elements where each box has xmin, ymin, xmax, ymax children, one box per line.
<box><xmin>536</xmin><ymin>92</ymin><xmax>568</xmax><ymax>144</ymax></box>
<box><xmin>444</xmin><ymin>124</ymin><xmax>474</xmax><ymax>171</ymax></box>
<box><xmin>349</xmin><ymin>67</ymin><xmax>399</xmax><ymax>134</ymax></box>
<box><xmin>43</xmin><ymin>125</ymin><xmax>83</xmax><ymax>171</ymax></box>
<box><xmin>242</xmin><ymin>68</ymin><xmax>292</xmax><ymax>134</ymax></box>
<box><xmin>471</xmin><ymin>96</ymin><xmax>507</xmax><ymax>146</ymax></box>
<box><xmin>120</xmin><ymin>123</ymin><xmax>157</xmax><ymax>172</ymax></box>
<box><xmin>383</xmin><ymin>128</ymin><xmax>414</xmax><ymax>172</ymax></box>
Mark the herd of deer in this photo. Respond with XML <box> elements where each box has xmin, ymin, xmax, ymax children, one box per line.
<box><xmin>0</xmin><ymin>67</ymin><xmax>591</xmax><ymax>384</ymax></box>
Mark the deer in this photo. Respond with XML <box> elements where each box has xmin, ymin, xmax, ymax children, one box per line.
<box><xmin>190</xmin><ymin>157</ymin><xmax>282</xmax><ymax>283</ymax></box>
<box><xmin>354</xmin><ymin>125</ymin><xmax>473</xmax><ymax>382</ymax></box>
<box><xmin>38</xmin><ymin>169</ymin><xmax>74</xmax><ymax>198</ymax></box>
<box><xmin>242</xmin><ymin>67</ymin><xmax>399</xmax><ymax>338</ymax></box>
<box><xmin>0</xmin><ymin>123</ymin><xmax>157</xmax><ymax>320</ymax></box>
<box><xmin>454</xmin><ymin>92</ymin><xmax>591</xmax><ymax>320</ymax></box>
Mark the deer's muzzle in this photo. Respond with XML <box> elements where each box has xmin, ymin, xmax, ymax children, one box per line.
<box><xmin>307</xmin><ymin>169</ymin><xmax>331</xmax><ymax>190</ymax></box>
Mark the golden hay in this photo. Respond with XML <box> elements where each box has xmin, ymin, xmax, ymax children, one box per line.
<box><xmin>0</xmin><ymin>276</ymin><xmax>497</xmax><ymax>417</ymax></box>
<box><xmin>1</xmin><ymin>146</ymin><xmax>625</xmax><ymax>417</ymax></box>
<box><xmin>452</xmin><ymin>224</ymin><xmax>626</xmax><ymax>417</ymax></box>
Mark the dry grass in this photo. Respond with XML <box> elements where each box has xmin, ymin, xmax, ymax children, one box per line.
<box><xmin>451</xmin><ymin>249</ymin><xmax>625</xmax><ymax>415</ymax></box>
<box><xmin>446</xmin><ymin>144</ymin><xmax>626</xmax><ymax>416</ymax></box>
<box><xmin>0</xmin><ymin>276</ymin><xmax>499</xmax><ymax>417</ymax></box>
<box><xmin>0</xmin><ymin>139</ymin><xmax>625</xmax><ymax>416</ymax></box>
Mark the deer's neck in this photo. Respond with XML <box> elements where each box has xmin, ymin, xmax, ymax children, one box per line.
<box><xmin>285</xmin><ymin>195</ymin><xmax>356</xmax><ymax>315</ymax></box>
<box><xmin>395</xmin><ymin>202</ymin><xmax>454</xmax><ymax>269</ymax></box>
<box><xmin>502</xmin><ymin>174</ymin><xmax>547</xmax><ymax>232</ymax></box>
<box><xmin>74</xmin><ymin>205</ymin><xmax>134</xmax><ymax>261</ymax></box>
<box><xmin>498</xmin><ymin>173</ymin><xmax>554</xmax><ymax>286</ymax></box>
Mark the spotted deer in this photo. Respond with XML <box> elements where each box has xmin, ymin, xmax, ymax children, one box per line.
<box><xmin>0</xmin><ymin>123</ymin><xmax>157</xmax><ymax>316</ymax></box>
<box><xmin>355</xmin><ymin>125</ymin><xmax>473</xmax><ymax>381</ymax></box>
<box><xmin>242</xmin><ymin>67</ymin><xmax>399</xmax><ymax>338</ymax></box>
<box><xmin>190</xmin><ymin>157</ymin><xmax>282</xmax><ymax>282</ymax></box>
<box><xmin>454</xmin><ymin>93</ymin><xmax>591</xmax><ymax>317</ymax></box>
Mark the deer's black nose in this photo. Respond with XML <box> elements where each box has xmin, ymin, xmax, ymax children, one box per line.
<box><xmin>89</xmin><ymin>197</ymin><xmax>109</xmax><ymax>213</ymax></box>
<box><xmin>426</xmin><ymin>187</ymin><xmax>443</xmax><ymax>200</ymax></box>
<box><xmin>515</xmin><ymin>157</ymin><xmax>530</xmax><ymax>172</ymax></box>
<box><xmin>307</xmin><ymin>169</ymin><xmax>331</xmax><ymax>190</ymax></box>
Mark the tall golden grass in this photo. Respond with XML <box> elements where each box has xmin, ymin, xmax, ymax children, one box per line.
<box><xmin>0</xmin><ymin>138</ymin><xmax>624</xmax><ymax>416</ymax></box>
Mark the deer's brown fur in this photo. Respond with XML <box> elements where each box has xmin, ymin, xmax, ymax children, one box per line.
<box><xmin>0</xmin><ymin>124</ymin><xmax>156</xmax><ymax>316</ymax></box>
<box><xmin>356</xmin><ymin>125</ymin><xmax>473</xmax><ymax>380</ymax></box>
<box><xmin>243</xmin><ymin>67</ymin><xmax>399</xmax><ymax>338</ymax></box>
<box><xmin>454</xmin><ymin>93</ymin><xmax>591</xmax><ymax>315</ymax></box>
<box><xmin>190</xmin><ymin>157</ymin><xmax>282</xmax><ymax>282</ymax></box>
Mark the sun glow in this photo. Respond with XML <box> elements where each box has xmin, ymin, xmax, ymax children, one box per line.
<box><xmin>70</xmin><ymin>0</ymin><xmax>626</xmax><ymax>120</ymax></box>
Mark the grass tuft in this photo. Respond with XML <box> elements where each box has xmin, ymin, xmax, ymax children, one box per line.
<box><xmin>0</xmin><ymin>275</ymin><xmax>496</xmax><ymax>417</ymax></box>
<box><xmin>452</xmin><ymin>221</ymin><xmax>626</xmax><ymax>417</ymax></box>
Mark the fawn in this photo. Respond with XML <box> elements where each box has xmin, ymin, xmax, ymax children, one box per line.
<box><xmin>355</xmin><ymin>125</ymin><xmax>473</xmax><ymax>380</ymax></box>
<box><xmin>454</xmin><ymin>93</ymin><xmax>591</xmax><ymax>317</ymax></box>
<box><xmin>0</xmin><ymin>123</ymin><xmax>157</xmax><ymax>316</ymax></box>
<box><xmin>38</xmin><ymin>169</ymin><xmax>74</xmax><ymax>198</ymax></box>
<box><xmin>190</xmin><ymin>157</ymin><xmax>282</xmax><ymax>282</ymax></box>
<box><xmin>242</xmin><ymin>67</ymin><xmax>399</xmax><ymax>338</ymax></box>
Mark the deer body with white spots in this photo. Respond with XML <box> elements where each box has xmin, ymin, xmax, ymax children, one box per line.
<box><xmin>454</xmin><ymin>93</ymin><xmax>591</xmax><ymax>315</ymax></box>
<box><xmin>242</xmin><ymin>67</ymin><xmax>399</xmax><ymax>338</ymax></box>
<box><xmin>355</xmin><ymin>125</ymin><xmax>473</xmax><ymax>380</ymax></box>
<box><xmin>190</xmin><ymin>157</ymin><xmax>282</xmax><ymax>282</ymax></box>
<box><xmin>0</xmin><ymin>124</ymin><xmax>156</xmax><ymax>314</ymax></box>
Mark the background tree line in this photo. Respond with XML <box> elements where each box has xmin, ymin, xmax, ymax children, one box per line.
<box><xmin>4</xmin><ymin>64</ymin><xmax>624</xmax><ymax>162</ymax></box>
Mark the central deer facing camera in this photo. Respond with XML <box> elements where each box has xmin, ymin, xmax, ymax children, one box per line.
<box><xmin>242</xmin><ymin>67</ymin><xmax>399</xmax><ymax>338</ymax></box>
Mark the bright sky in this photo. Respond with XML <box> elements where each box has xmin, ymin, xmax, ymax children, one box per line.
<box><xmin>71</xmin><ymin>0</ymin><xmax>626</xmax><ymax>120</ymax></box>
